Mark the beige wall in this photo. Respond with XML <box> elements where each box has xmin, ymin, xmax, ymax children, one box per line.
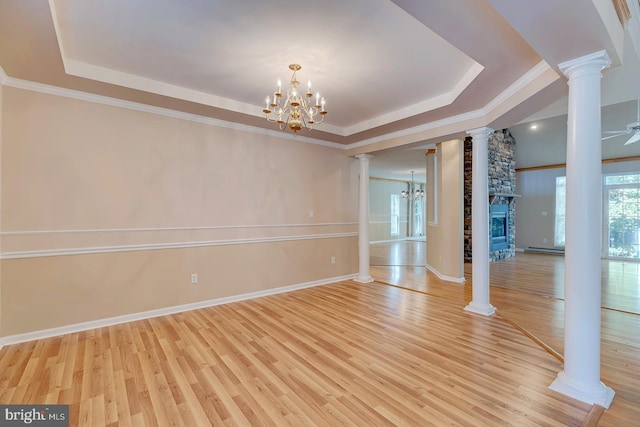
<box><xmin>426</xmin><ymin>140</ymin><xmax>464</xmax><ymax>281</ymax></box>
<box><xmin>515</xmin><ymin>159</ymin><xmax>640</xmax><ymax>251</ymax></box>
<box><xmin>0</xmin><ymin>84</ymin><xmax>3</xmax><ymax>337</ymax></box>
<box><xmin>0</xmin><ymin>87</ymin><xmax>359</xmax><ymax>336</ymax></box>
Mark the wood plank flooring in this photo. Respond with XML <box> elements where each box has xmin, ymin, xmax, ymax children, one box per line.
<box><xmin>0</xmin><ymin>242</ymin><xmax>636</xmax><ymax>425</ymax></box>
<box><xmin>370</xmin><ymin>240</ymin><xmax>640</xmax><ymax>427</ymax></box>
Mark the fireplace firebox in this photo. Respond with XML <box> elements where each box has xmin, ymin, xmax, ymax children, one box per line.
<box><xmin>490</xmin><ymin>204</ymin><xmax>509</xmax><ymax>251</ymax></box>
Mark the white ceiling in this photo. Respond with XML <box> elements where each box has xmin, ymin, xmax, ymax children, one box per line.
<box><xmin>1</xmin><ymin>0</ymin><xmax>640</xmax><ymax>182</ymax></box>
<box><xmin>52</xmin><ymin>0</ymin><xmax>485</xmax><ymax>134</ymax></box>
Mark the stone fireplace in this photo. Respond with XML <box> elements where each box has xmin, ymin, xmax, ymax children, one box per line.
<box><xmin>464</xmin><ymin>129</ymin><xmax>517</xmax><ymax>262</ymax></box>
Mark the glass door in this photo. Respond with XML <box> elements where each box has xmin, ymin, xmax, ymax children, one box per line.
<box><xmin>605</xmin><ymin>174</ymin><xmax>640</xmax><ymax>259</ymax></box>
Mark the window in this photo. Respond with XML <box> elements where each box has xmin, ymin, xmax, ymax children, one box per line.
<box><xmin>605</xmin><ymin>173</ymin><xmax>640</xmax><ymax>185</ymax></box>
<box><xmin>606</xmin><ymin>173</ymin><xmax>640</xmax><ymax>259</ymax></box>
<box><xmin>413</xmin><ymin>192</ymin><xmax>424</xmax><ymax>236</ymax></box>
<box><xmin>554</xmin><ymin>176</ymin><xmax>566</xmax><ymax>247</ymax></box>
<box><xmin>413</xmin><ymin>199</ymin><xmax>421</xmax><ymax>236</ymax></box>
<box><xmin>554</xmin><ymin>172</ymin><xmax>640</xmax><ymax>258</ymax></box>
<box><xmin>390</xmin><ymin>194</ymin><xmax>400</xmax><ymax>236</ymax></box>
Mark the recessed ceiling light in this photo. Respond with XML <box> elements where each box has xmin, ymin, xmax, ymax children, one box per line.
<box><xmin>530</xmin><ymin>124</ymin><xmax>538</xmax><ymax>130</ymax></box>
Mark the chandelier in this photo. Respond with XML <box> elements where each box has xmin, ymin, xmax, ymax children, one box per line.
<box><xmin>263</xmin><ymin>64</ymin><xmax>327</xmax><ymax>132</ymax></box>
<box><xmin>401</xmin><ymin>171</ymin><xmax>424</xmax><ymax>200</ymax></box>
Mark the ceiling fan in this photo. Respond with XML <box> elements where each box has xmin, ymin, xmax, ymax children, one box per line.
<box><xmin>602</xmin><ymin>99</ymin><xmax>640</xmax><ymax>145</ymax></box>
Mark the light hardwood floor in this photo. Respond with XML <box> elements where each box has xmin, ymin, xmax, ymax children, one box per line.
<box><xmin>0</xmin><ymin>243</ymin><xmax>637</xmax><ymax>426</ymax></box>
<box><xmin>370</xmin><ymin>241</ymin><xmax>640</xmax><ymax>427</ymax></box>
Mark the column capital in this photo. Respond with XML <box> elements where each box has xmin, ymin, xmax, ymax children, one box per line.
<box><xmin>355</xmin><ymin>154</ymin><xmax>373</xmax><ymax>161</ymax></box>
<box><xmin>558</xmin><ymin>50</ymin><xmax>611</xmax><ymax>80</ymax></box>
<box><xmin>466</xmin><ymin>127</ymin><xmax>494</xmax><ymax>139</ymax></box>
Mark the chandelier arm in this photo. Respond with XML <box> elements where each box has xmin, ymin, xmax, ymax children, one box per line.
<box><xmin>301</xmin><ymin>113</ymin><xmax>311</xmax><ymax>131</ymax></box>
<box><xmin>263</xmin><ymin>64</ymin><xmax>326</xmax><ymax>133</ymax></box>
<box><xmin>265</xmin><ymin>101</ymin><xmax>290</xmax><ymax>123</ymax></box>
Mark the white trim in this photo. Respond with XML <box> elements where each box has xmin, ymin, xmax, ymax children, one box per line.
<box><xmin>425</xmin><ymin>264</ymin><xmax>466</xmax><ymax>283</ymax></box>
<box><xmin>0</xmin><ymin>222</ymin><xmax>357</xmax><ymax>236</ymax></box>
<box><xmin>39</xmin><ymin>5</ymin><xmax>555</xmax><ymax>142</ymax></box>
<box><xmin>342</xmin><ymin>62</ymin><xmax>484</xmax><ymax>135</ymax></box>
<box><xmin>1</xmin><ymin>232</ymin><xmax>358</xmax><ymax>259</ymax></box>
<box><xmin>343</xmin><ymin>60</ymin><xmax>555</xmax><ymax>150</ymax></box>
<box><xmin>0</xmin><ymin>71</ymin><xmax>345</xmax><ymax>150</ymax></box>
<box><xmin>558</xmin><ymin>50</ymin><xmax>612</xmax><ymax>76</ymax></box>
<box><xmin>549</xmin><ymin>372</ymin><xmax>615</xmax><ymax>408</ymax></box>
<box><xmin>1</xmin><ymin>60</ymin><xmax>556</xmax><ymax>153</ymax></box>
<box><xmin>64</xmin><ymin>59</ymin><xmax>262</xmax><ymax>119</ymax></box>
<box><xmin>515</xmin><ymin>247</ymin><xmax>525</xmax><ymax>252</ymax></box>
<box><xmin>483</xmin><ymin>61</ymin><xmax>552</xmax><ymax>113</ymax></box>
<box><xmin>370</xmin><ymin>238</ymin><xmax>409</xmax><ymax>244</ymax></box>
<box><xmin>464</xmin><ymin>303</ymin><xmax>496</xmax><ymax>317</ymax></box>
<box><xmin>628</xmin><ymin>0</ymin><xmax>640</xmax><ymax>58</ymax></box>
<box><xmin>345</xmin><ymin>109</ymin><xmax>484</xmax><ymax>150</ymax></box>
<box><xmin>47</xmin><ymin>1</ymin><xmax>347</xmax><ymax>136</ymax></box>
<box><xmin>47</xmin><ymin>0</ymin><xmax>67</xmax><ymax>69</ymax></box>
<box><xmin>0</xmin><ymin>66</ymin><xmax>7</xmax><ymax>85</ymax></box>
<box><xmin>0</xmin><ymin>273</ymin><xmax>357</xmax><ymax>348</ymax></box>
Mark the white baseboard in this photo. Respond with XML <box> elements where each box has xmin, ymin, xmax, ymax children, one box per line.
<box><xmin>370</xmin><ymin>237</ymin><xmax>426</xmax><ymax>244</ymax></box>
<box><xmin>0</xmin><ymin>273</ymin><xmax>357</xmax><ymax>349</ymax></box>
<box><xmin>425</xmin><ymin>264</ymin><xmax>466</xmax><ymax>283</ymax></box>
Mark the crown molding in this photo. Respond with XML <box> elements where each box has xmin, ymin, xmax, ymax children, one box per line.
<box><xmin>483</xmin><ymin>60</ymin><xmax>554</xmax><ymax>113</ymax></box>
<box><xmin>2</xmin><ymin>60</ymin><xmax>559</xmax><ymax>155</ymax></box>
<box><xmin>344</xmin><ymin>60</ymin><xmax>559</xmax><ymax>153</ymax></box>
<box><xmin>342</xmin><ymin>62</ymin><xmax>484</xmax><ymax>135</ymax></box>
<box><xmin>0</xmin><ymin>72</ymin><xmax>346</xmax><ymax>149</ymax></box>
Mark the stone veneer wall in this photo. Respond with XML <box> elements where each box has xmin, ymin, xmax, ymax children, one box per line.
<box><xmin>464</xmin><ymin>129</ymin><xmax>516</xmax><ymax>262</ymax></box>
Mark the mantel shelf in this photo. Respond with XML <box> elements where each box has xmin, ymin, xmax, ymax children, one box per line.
<box><xmin>489</xmin><ymin>193</ymin><xmax>521</xmax><ymax>205</ymax></box>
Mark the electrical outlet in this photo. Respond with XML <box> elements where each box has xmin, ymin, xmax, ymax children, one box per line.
<box><xmin>309</xmin><ymin>210</ymin><xmax>314</xmax><ymax>218</ymax></box>
<box><xmin>191</xmin><ymin>273</ymin><xmax>198</xmax><ymax>284</ymax></box>
<box><xmin>331</xmin><ymin>256</ymin><xmax>336</xmax><ymax>264</ymax></box>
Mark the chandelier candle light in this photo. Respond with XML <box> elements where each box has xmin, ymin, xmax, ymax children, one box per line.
<box><xmin>401</xmin><ymin>171</ymin><xmax>424</xmax><ymax>200</ymax></box>
<box><xmin>263</xmin><ymin>64</ymin><xmax>327</xmax><ymax>132</ymax></box>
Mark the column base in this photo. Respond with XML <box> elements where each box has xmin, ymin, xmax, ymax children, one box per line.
<box><xmin>353</xmin><ymin>276</ymin><xmax>374</xmax><ymax>284</ymax></box>
<box><xmin>549</xmin><ymin>371</ymin><xmax>615</xmax><ymax>408</ymax></box>
<box><xmin>464</xmin><ymin>302</ymin><xmax>496</xmax><ymax>316</ymax></box>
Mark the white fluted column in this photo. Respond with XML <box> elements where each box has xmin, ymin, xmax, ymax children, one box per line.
<box><xmin>464</xmin><ymin>127</ymin><xmax>496</xmax><ymax>316</ymax></box>
<box><xmin>355</xmin><ymin>154</ymin><xmax>373</xmax><ymax>283</ymax></box>
<box><xmin>549</xmin><ymin>50</ymin><xmax>615</xmax><ymax>408</ymax></box>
